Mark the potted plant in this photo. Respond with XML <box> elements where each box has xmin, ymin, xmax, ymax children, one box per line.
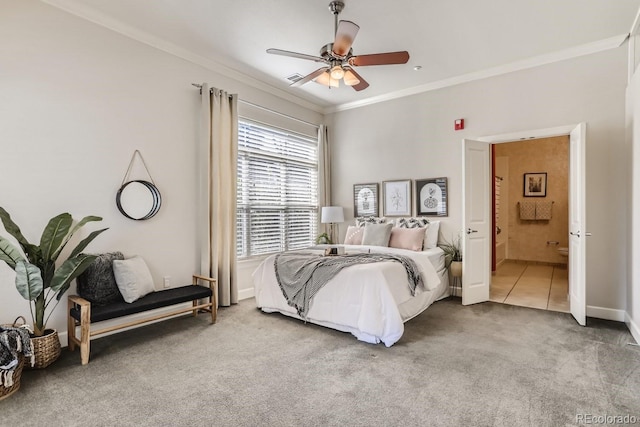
<box><xmin>0</xmin><ymin>207</ymin><xmax>107</xmax><ymax>368</ymax></box>
<box><xmin>439</xmin><ymin>233</ymin><xmax>462</xmax><ymax>278</ymax></box>
<box><xmin>316</xmin><ymin>232</ymin><xmax>332</xmax><ymax>245</ymax></box>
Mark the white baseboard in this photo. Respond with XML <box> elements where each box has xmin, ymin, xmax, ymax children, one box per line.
<box><xmin>625</xmin><ymin>312</ymin><xmax>640</xmax><ymax>344</ymax></box>
<box><xmin>238</xmin><ymin>287</ymin><xmax>255</xmax><ymax>301</ymax></box>
<box><xmin>586</xmin><ymin>305</ymin><xmax>626</xmax><ymax>322</ymax></box>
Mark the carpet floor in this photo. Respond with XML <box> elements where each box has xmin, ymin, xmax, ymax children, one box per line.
<box><xmin>2</xmin><ymin>297</ymin><xmax>639</xmax><ymax>427</ymax></box>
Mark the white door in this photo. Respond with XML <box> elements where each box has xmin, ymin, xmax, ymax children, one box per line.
<box><xmin>462</xmin><ymin>139</ymin><xmax>491</xmax><ymax>305</ymax></box>
<box><xmin>569</xmin><ymin>123</ymin><xmax>587</xmax><ymax>325</ymax></box>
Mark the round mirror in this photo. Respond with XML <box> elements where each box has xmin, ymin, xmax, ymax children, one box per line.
<box><xmin>116</xmin><ymin>180</ymin><xmax>161</xmax><ymax>220</ymax></box>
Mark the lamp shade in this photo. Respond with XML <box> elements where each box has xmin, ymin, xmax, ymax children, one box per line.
<box><xmin>321</xmin><ymin>206</ymin><xmax>344</xmax><ymax>224</ymax></box>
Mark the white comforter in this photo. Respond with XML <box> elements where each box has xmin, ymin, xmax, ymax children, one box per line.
<box><xmin>253</xmin><ymin>245</ymin><xmax>445</xmax><ymax>347</ymax></box>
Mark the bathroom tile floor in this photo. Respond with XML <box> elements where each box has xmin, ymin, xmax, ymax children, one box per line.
<box><xmin>490</xmin><ymin>261</ymin><xmax>570</xmax><ymax>313</ymax></box>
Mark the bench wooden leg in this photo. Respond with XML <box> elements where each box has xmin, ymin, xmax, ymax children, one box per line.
<box><xmin>192</xmin><ymin>300</ymin><xmax>198</xmax><ymax>317</ymax></box>
<box><xmin>193</xmin><ymin>274</ymin><xmax>217</xmax><ymax>324</ymax></box>
<box><xmin>79</xmin><ymin>302</ymin><xmax>91</xmax><ymax>365</ymax></box>
<box><xmin>67</xmin><ymin>299</ymin><xmax>76</xmax><ymax>352</ymax></box>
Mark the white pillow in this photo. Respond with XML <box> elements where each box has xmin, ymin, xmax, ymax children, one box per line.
<box><xmin>424</xmin><ymin>221</ymin><xmax>440</xmax><ymax>249</ymax></box>
<box><xmin>112</xmin><ymin>256</ymin><xmax>156</xmax><ymax>303</ymax></box>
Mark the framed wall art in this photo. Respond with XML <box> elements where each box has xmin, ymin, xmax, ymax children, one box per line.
<box><xmin>383</xmin><ymin>179</ymin><xmax>412</xmax><ymax>217</ymax></box>
<box><xmin>523</xmin><ymin>172</ymin><xmax>547</xmax><ymax>197</ymax></box>
<box><xmin>353</xmin><ymin>183</ymin><xmax>379</xmax><ymax>217</ymax></box>
<box><xmin>415</xmin><ymin>177</ymin><xmax>448</xmax><ymax>216</ymax></box>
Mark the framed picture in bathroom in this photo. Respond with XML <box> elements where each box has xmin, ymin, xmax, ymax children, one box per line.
<box><xmin>523</xmin><ymin>172</ymin><xmax>547</xmax><ymax>197</ymax></box>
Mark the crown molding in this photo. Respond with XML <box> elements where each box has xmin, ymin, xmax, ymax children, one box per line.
<box><xmin>40</xmin><ymin>0</ymin><xmax>325</xmax><ymax>114</ymax></box>
<box><xmin>324</xmin><ymin>33</ymin><xmax>629</xmax><ymax>114</ymax></box>
<box><xmin>38</xmin><ymin>1</ymin><xmax>631</xmax><ymax>117</ymax></box>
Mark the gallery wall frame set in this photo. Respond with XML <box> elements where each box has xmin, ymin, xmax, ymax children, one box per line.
<box><xmin>353</xmin><ymin>178</ymin><xmax>448</xmax><ymax>217</ymax></box>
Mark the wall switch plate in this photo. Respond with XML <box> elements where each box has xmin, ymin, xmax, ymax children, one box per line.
<box><xmin>163</xmin><ymin>276</ymin><xmax>171</xmax><ymax>288</ymax></box>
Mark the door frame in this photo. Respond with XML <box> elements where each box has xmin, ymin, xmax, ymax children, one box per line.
<box><xmin>464</xmin><ymin>123</ymin><xmax>586</xmax><ymax>323</ymax></box>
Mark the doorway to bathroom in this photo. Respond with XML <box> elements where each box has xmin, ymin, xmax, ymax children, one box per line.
<box><xmin>490</xmin><ymin>135</ymin><xmax>570</xmax><ymax>313</ymax></box>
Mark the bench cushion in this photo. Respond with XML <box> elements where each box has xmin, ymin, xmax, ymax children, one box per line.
<box><xmin>70</xmin><ymin>285</ymin><xmax>213</xmax><ymax>323</ymax></box>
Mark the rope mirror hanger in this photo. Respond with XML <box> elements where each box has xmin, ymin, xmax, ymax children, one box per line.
<box><xmin>116</xmin><ymin>150</ymin><xmax>162</xmax><ymax>220</ymax></box>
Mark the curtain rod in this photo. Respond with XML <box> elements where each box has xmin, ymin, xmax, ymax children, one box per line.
<box><xmin>192</xmin><ymin>83</ymin><xmax>319</xmax><ymax>129</ymax></box>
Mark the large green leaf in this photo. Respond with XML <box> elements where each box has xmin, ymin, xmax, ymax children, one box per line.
<box><xmin>0</xmin><ymin>207</ymin><xmax>38</xmax><ymax>260</ymax></box>
<box><xmin>69</xmin><ymin>215</ymin><xmax>103</xmax><ymax>236</ymax></box>
<box><xmin>0</xmin><ymin>236</ymin><xmax>25</xmax><ymax>270</ymax></box>
<box><xmin>15</xmin><ymin>260</ymin><xmax>43</xmax><ymax>301</ymax></box>
<box><xmin>50</xmin><ymin>254</ymin><xmax>97</xmax><ymax>294</ymax></box>
<box><xmin>40</xmin><ymin>260</ymin><xmax>56</xmax><ymax>289</ymax></box>
<box><xmin>39</xmin><ymin>213</ymin><xmax>72</xmax><ymax>262</ymax></box>
<box><xmin>68</xmin><ymin>228</ymin><xmax>109</xmax><ymax>259</ymax></box>
<box><xmin>53</xmin><ymin>215</ymin><xmax>103</xmax><ymax>260</ymax></box>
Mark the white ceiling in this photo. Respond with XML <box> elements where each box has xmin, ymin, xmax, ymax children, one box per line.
<box><xmin>44</xmin><ymin>0</ymin><xmax>640</xmax><ymax>111</ymax></box>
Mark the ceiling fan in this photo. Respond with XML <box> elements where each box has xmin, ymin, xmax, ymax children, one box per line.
<box><xmin>266</xmin><ymin>1</ymin><xmax>410</xmax><ymax>91</ymax></box>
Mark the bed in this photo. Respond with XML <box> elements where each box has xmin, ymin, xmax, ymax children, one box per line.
<box><xmin>253</xmin><ymin>244</ymin><xmax>449</xmax><ymax>347</ymax></box>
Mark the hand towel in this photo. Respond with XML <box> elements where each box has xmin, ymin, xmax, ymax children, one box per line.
<box><xmin>519</xmin><ymin>201</ymin><xmax>536</xmax><ymax>220</ymax></box>
<box><xmin>535</xmin><ymin>201</ymin><xmax>553</xmax><ymax>220</ymax></box>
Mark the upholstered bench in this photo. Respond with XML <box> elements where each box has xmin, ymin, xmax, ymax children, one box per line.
<box><xmin>67</xmin><ymin>274</ymin><xmax>216</xmax><ymax>365</ymax></box>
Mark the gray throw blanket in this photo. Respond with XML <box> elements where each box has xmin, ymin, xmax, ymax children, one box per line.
<box><xmin>0</xmin><ymin>326</ymin><xmax>34</xmax><ymax>387</ymax></box>
<box><xmin>274</xmin><ymin>252</ymin><xmax>424</xmax><ymax>318</ymax></box>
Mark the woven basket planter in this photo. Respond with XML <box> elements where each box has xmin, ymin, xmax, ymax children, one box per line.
<box><xmin>0</xmin><ymin>355</ymin><xmax>25</xmax><ymax>401</ymax></box>
<box><xmin>28</xmin><ymin>329</ymin><xmax>61</xmax><ymax>369</ymax></box>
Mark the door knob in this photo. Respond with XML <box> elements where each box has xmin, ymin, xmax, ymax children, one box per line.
<box><xmin>585</xmin><ymin>232</ymin><xmax>592</xmax><ymax>237</ymax></box>
<box><xmin>466</xmin><ymin>228</ymin><xmax>478</xmax><ymax>234</ymax></box>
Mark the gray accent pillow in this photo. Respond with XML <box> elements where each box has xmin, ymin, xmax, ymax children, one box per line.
<box><xmin>362</xmin><ymin>223</ymin><xmax>393</xmax><ymax>247</ymax></box>
<box><xmin>76</xmin><ymin>252</ymin><xmax>125</xmax><ymax>305</ymax></box>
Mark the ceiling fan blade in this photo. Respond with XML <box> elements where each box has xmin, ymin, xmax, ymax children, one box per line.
<box><xmin>348</xmin><ymin>51</ymin><xmax>410</xmax><ymax>67</ymax></box>
<box><xmin>290</xmin><ymin>68</ymin><xmax>329</xmax><ymax>87</ymax></box>
<box><xmin>266</xmin><ymin>48</ymin><xmax>325</xmax><ymax>63</ymax></box>
<box><xmin>332</xmin><ymin>20</ymin><xmax>360</xmax><ymax>57</ymax></box>
<box><xmin>344</xmin><ymin>67</ymin><xmax>369</xmax><ymax>91</ymax></box>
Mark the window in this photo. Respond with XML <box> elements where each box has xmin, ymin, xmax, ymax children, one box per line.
<box><xmin>237</xmin><ymin>119</ymin><xmax>319</xmax><ymax>258</ymax></box>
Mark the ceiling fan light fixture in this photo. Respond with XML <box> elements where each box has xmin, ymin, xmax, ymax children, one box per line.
<box><xmin>267</xmin><ymin>1</ymin><xmax>409</xmax><ymax>93</ymax></box>
<box><xmin>330</xmin><ymin>65</ymin><xmax>345</xmax><ymax>80</ymax></box>
<box><xmin>343</xmin><ymin>69</ymin><xmax>360</xmax><ymax>86</ymax></box>
<box><xmin>315</xmin><ymin>71</ymin><xmax>339</xmax><ymax>87</ymax></box>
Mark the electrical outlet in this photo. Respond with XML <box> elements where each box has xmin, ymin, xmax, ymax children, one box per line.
<box><xmin>163</xmin><ymin>276</ymin><xmax>171</xmax><ymax>288</ymax></box>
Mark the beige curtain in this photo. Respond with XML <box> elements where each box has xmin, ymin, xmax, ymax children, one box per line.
<box><xmin>318</xmin><ymin>124</ymin><xmax>331</xmax><ymax>234</ymax></box>
<box><xmin>199</xmin><ymin>83</ymin><xmax>238</xmax><ymax>306</ymax></box>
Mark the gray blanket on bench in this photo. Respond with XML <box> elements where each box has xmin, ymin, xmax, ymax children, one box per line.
<box><xmin>274</xmin><ymin>252</ymin><xmax>424</xmax><ymax>318</ymax></box>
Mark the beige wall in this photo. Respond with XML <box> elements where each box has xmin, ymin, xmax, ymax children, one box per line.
<box><xmin>328</xmin><ymin>46</ymin><xmax>628</xmax><ymax>314</ymax></box>
<box><xmin>494</xmin><ymin>137</ymin><xmax>569</xmax><ymax>264</ymax></box>
<box><xmin>0</xmin><ymin>0</ymin><xmax>322</xmax><ymax>342</ymax></box>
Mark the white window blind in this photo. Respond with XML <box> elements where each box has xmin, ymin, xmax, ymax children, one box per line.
<box><xmin>237</xmin><ymin>119</ymin><xmax>319</xmax><ymax>258</ymax></box>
